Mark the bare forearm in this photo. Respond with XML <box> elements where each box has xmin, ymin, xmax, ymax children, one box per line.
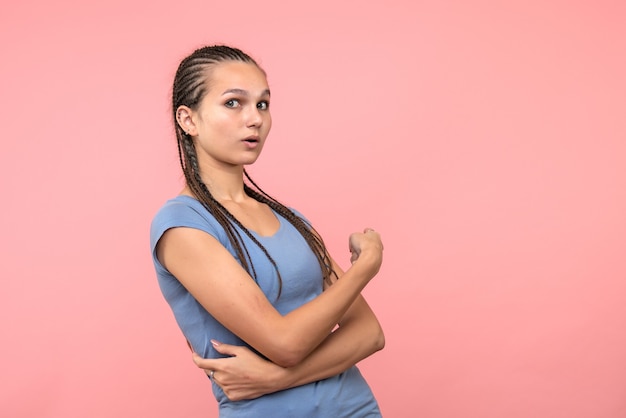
<box><xmin>193</xmin><ymin>298</ymin><xmax>384</xmax><ymax>401</ymax></box>
<box><xmin>278</xmin><ymin>304</ymin><xmax>384</xmax><ymax>390</ymax></box>
<box><xmin>271</xmin><ymin>254</ymin><xmax>381</xmax><ymax>365</ymax></box>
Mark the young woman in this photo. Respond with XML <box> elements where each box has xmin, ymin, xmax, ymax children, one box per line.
<box><xmin>150</xmin><ymin>45</ymin><xmax>385</xmax><ymax>417</ymax></box>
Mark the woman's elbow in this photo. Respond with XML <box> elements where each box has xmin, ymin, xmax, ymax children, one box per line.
<box><xmin>271</xmin><ymin>352</ymin><xmax>301</xmax><ymax>368</ymax></box>
<box><xmin>373</xmin><ymin>325</ymin><xmax>385</xmax><ymax>352</ymax></box>
<box><xmin>267</xmin><ymin>341</ymin><xmax>309</xmax><ymax>368</ymax></box>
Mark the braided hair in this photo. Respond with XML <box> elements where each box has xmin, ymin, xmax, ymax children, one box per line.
<box><xmin>172</xmin><ymin>45</ymin><xmax>335</xmax><ymax>297</ymax></box>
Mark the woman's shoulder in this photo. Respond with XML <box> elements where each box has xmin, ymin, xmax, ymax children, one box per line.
<box><xmin>158</xmin><ymin>194</ymin><xmax>202</xmax><ymax>211</ymax></box>
<box><xmin>153</xmin><ymin>195</ymin><xmax>207</xmax><ymax>222</ymax></box>
<box><xmin>150</xmin><ymin>195</ymin><xmax>226</xmax><ymax>247</ymax></box>
<box><xmin>286</xmin><ymin>206</ymin><xmax>312</xmax><ymax>228</ymax></box>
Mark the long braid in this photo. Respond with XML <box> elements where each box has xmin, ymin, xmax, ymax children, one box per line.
<box><xmin>183</xmin><ymin>134</ymin><xmax>287</xmax><ymax>294</ymax></box>
<box><xmin>181</xmin><ymin>136</ymin><xmax>257</xmax><ymax>278</ymax></box>
<box><xmin>172</xmin><ymin>45</ymin><xmax>333</xmax><ymax>297</ymax></box>
<box><xmin>244</xmin><ymin>170</ymin><xmax>336</xmax><ymax>285</ymax></box>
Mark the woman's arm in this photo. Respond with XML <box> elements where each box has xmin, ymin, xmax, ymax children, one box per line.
<box><xmin>281</xmin><ymin>294</ymin><xmax>385</xmax><ymax>388</ymax></box>
<box><xmin>191</xmin><ymin>260</ymin><xmax>385</xmax><ymax>401</ymax></box>
<box><xmin>157</xmin><ymin>227</ymin><xmax>383</xmax><ymax>367</ymax></box>
<box><xmin>194</xmin><ymin>295</ymin><xmax>384</xmax><ymax>401</ymax></box>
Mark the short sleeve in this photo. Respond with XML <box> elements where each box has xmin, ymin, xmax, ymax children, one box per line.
<box><xmin>149</xmin><ymin>196</ymin><xmax>227</xmax><ymax>275</ymax></box>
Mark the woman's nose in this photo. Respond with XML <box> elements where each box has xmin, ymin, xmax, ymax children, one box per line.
<box><xmin>246</xmin><ymin>106</ymin><xmax>263</xmax><ymax>127</ymax></box>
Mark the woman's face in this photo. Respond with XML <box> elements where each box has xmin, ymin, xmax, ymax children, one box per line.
<box><xmin>188</xmin><ymin>61</ymin><xmax>272</xmax><ymax>170</ymax></box>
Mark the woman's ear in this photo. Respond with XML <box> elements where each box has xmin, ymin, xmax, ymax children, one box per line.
<box><xmin>176</xmin><ymin>105</ymin><xmax>196</xmax><ymax>136</ymax></box>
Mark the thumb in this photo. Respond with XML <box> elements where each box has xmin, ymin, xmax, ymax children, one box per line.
<box><xmin>211</xmin><ymin>339</ymin><xmax>238</xmax><ymax>357</ymax></box>
<box><xmin>192</xmin><ymin>352</ymin><xmax>217</xmax><ymax>370</ymax></box>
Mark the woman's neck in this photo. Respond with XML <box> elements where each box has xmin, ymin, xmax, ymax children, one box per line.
<box><xmin>197</xmin><ymin>163</ymin><xmax>249</xmax><ymax>203</ymax></box>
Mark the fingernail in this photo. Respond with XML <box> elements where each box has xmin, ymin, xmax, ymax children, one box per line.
<box><xmin>211</xmin><ymin>339</ymin><xmax>221</xmax><ymax>347</ymax></box>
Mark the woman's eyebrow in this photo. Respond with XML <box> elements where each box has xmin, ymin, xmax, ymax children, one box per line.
<box><xmin>221</xmin><ymin>88</ymin><xmax>271</xmax><ymax>97</ymax></box>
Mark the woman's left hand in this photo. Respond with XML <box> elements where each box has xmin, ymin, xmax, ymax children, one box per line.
<box><xmin>192</xmin><ymin>340</ymin><xmax>288</xmax><ymax>401</ymax></box>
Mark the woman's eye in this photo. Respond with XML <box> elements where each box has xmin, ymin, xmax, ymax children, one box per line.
<box><xmin>225</xmin><ymin>99</ymin><xmax>240</xmax><ymax>108</ymax></box>
<box><xmin>257</xmin><ymin>101</ymin><xmax>269</xmax><ymax>110</ymax></box>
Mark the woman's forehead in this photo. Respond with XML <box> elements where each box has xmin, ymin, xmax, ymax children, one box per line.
<box><xmin>207</xmin><ymin>61</ymin><xmax>269</xmax><ymax>93</ymax></box>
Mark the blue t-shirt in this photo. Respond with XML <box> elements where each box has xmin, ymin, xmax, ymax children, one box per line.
<box><xmin>150</xmin><ymin>195</ymin><xmax>381</xmax><ymax>417</ymax></box>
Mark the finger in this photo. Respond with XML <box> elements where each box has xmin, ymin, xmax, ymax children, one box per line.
<box><xmin>192</xmin><ymin>353</ymin><xmax>219</xmax><ymax>371</ymax></box>
<box><xmin>211</xmin><ymin>340</ymin><xmax>239</xmax><ymax>356</ymax></box>
<box><xmin>192</xmin><ymin>352</ymin><xmax>208</xmax><ymax>366</ymax></box>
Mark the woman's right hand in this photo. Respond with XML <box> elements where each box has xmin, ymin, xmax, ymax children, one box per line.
<box><xmin>349</xmin><ymin>228</ymin><xmax>384</xmax><ymax>277</ymax></box>
<box><xmin>192</xmin><ymin>340</ymin><xmax>288</xmax><ymax>401</ymax></box>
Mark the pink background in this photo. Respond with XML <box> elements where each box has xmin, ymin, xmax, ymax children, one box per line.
<box><xmin>2</xmin><ymin>1</ymin><xmax>625</xmax><ymax>417</ymax></box>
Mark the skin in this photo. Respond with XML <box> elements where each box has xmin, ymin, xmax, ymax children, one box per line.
<box><xmin>161</xmin><ymin>61</ymin><xmax>384</xmax><ymax>400</ymax></box>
